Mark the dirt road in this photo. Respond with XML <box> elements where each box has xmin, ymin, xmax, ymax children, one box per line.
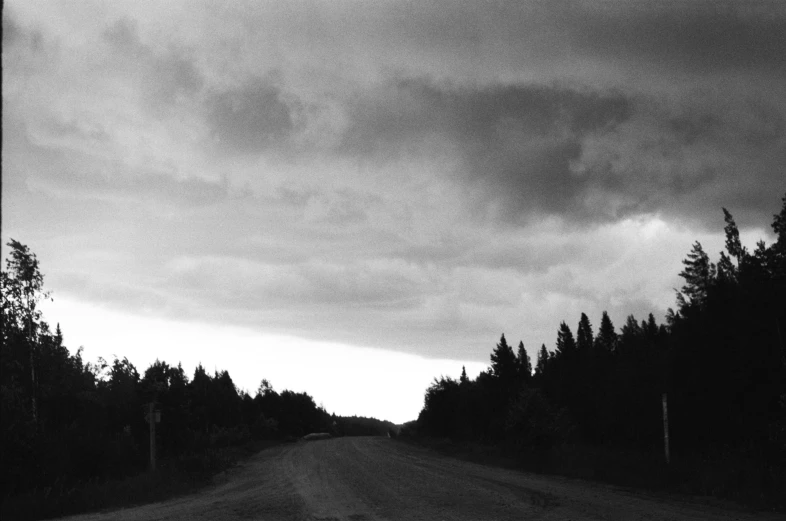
<box><xmin>66</xmin><ymin>437</ymin><xmax>778</xmax><ymax>520</ymax></box>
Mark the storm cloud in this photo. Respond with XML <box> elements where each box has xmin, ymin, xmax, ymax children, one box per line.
<box><xmin>206</xmin><ymin>80</ymin><xmax>298</xmax><ymax>154</ymax></box>
<box><xmin>340</xmin><ymin>76</ymin><xmax>784</xmax><ymax>226</ymax></box>
<box><xmin>3</xmin><ymin>0</ymin><xmax>784</xmax><ymax>371</ymax></box>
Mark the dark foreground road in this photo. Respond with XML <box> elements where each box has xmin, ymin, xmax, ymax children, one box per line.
<box><xmin>66</xmin><ymin>437</ymin><xmax>778</xmax><ymax>520</ymax></box>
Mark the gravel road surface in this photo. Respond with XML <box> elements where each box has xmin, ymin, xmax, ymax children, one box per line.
<box><xmin>64</xmin><ymin>437</ymin><xmax>779</xmax><ymax>520</ymax></box>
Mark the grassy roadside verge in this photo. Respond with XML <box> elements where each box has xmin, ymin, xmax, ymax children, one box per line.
<box><xmin>396</xmin><ymin>435</ymin><xmax>784</xmax><ymax>513</ymax></box>
<box><xmin>1</xmin><ymin>440</ymin><xmax>283</xmax><ymax>521</ymax></box>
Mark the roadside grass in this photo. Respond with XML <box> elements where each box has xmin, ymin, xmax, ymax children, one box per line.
<box><xmin>1</xmin><ymin>440</ymin><xmax>281</xmax><ymax>521</ymax></box>
<box><xmin>397</xmin><ymin>436</ymin><xmax>784</xmax><ymax>513</ymax></box>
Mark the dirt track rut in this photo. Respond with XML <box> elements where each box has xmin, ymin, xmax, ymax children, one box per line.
<box><xmin>64</xmin><ymin>437</ymin><xmax>779</xmax><ymax>520</ymax></box>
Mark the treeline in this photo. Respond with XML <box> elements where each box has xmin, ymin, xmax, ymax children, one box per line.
<box><xmin>335</xmin><ymin>415</ymin><xmax>398</xmax><ymax>437</ymax></box>
<box><xmin>1</xmin><ymin>240</ymin><xmax>355</xmax><ymax>507</ymax></box>
<box><xmin>413</xmin><ymin>196</ymin><xmax>786</xmax><ymax>507</ymax></box>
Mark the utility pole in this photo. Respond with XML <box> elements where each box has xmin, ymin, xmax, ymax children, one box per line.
<box><xmin>146</xmin><ymin>402</ymin><xmax>161</xmax><ymax>471</ymax></box>
<box><xmin>662</xmin><ymin>393</ymin><xmax>670</xmax><ymax>464</ymax></box>
<box><xmin>149</xmin><ymin>402</ymin><xmax>156</xmax><ymax>471</ymax></box>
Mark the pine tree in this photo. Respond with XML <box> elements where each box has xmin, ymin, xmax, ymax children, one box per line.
<box><xmin>717</xmin><ymin>251</ymin><xmax>737</xmax><ymax>282</ymax></box>
<box><xmin>678</xmin><ymin>241</ymin><xmax>716</xmax><ymax>310</ymax></box>
<box><xmin>722</xmin><ymin>208</ymin><xmax>746</xmax><ymax>264</ymax></box>
<box><xmin>576</xmin><ymin>313</ymin><xmax>593</xmax><ymax>352</ymax></box>
<box><xmin>771</xmin><ymin>194</ymin><xmax>786</xmax><ymax>282</ymax></box>
<box><xmin>460</xmin><ymin>366</ymin><xmax>469</xmax><ymax>385</ymax></box>
<box><xmin>773</xmin><ymin>194</ymin><xmax>786</xmax><ymax>253</ymax></box>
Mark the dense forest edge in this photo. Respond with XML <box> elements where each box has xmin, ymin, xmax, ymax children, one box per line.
<box><xmin>0</xmin><ymin>244</ymin><xmax>395</xmax><ymax>521</ymax></box>
<box><xmin>402</xmin><ymin>194</ymin><xmax>786</xmax><ymax>511</ymax></box>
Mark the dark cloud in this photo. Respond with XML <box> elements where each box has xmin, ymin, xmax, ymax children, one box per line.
<box><xmin>102</xmin><ymin>18</ymin><xmax>203</xmax><ymax>107</ymax></box>
<box><xmin>150</xmin><ymin>53</ymin><xmax>203</xmax><ymax>104</ymax></box>
<box><xmin>1</xmin><ymin>9</ymin><xmax>43</xmax><ymax>52</ymax></box>
<box><xmin>103</xmin><ymin>17</ymin><xmax>142</xmax><ymax>53</ymax></box>
<box><xmin>2</xmin><ymin>10</ymin><xmax>22</xmax><ymax>46</ymax></box>
<box><xmin>570</xmin><ymin>3</ymin><xmax>786</xmax><ymax>75</ymax></box>
<box><xmin>340</xmin><ymin>75</ymin><xmax>785</xmax><ymax>228</ymax></box>
<box><xmin>341</xmin><ymin>78</ymin><xmax>634</xmax><ymax>223</ymax></box>
<box><xmin>582</xmin><ymin>94</ymin><xmax>786</xmax><ymax>229</ymax></box>
<box><xmin>385</xmin><ymin>1</ymin><xmax>786</xmax><ymax>77</ymax></box>
<box><xmin>206</xmin><ymin>80</ymin><xmax>297</xmax><ymax>154</ymax></box>
<box><xmin>342</xmin><ymin>80</ymin><xmax>631</xmax><ymax>154</ymax></box>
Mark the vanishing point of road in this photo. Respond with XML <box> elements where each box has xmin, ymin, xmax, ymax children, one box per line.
<box><xmin>65</xmin><ymin>437</ymin><xmax>779</xmax><ymax>521</ymax></box>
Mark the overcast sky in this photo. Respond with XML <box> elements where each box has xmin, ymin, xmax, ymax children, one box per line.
<box><xmin>3</xmin><ymin>1</ymin><xmax>785</xmax><ymax>423</ymax></box>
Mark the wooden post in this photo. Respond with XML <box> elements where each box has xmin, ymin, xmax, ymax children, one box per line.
<box><xmin>149</xmin><ymin>402</ymin><xmax>156</xmax><ymax>471</ymax></box>
<box><xmin>662</xmin><ymin>393</ymin><xmax>670</xmax><ymax>464</ymax></box>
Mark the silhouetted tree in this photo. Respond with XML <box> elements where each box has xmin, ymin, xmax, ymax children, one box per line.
<box><xmin>555</xmin><ymin>322</ymin><xmax>576</xmax><ymax>357</ymax></box>
<box><xmin>533</xmin><ymin>344</ymin><xmax>550</xmax><ymax>382</ymax></box>
<box><xmin>619</xmin><ymin>315</ymin><xmax>642</xmax><ymax>348</ymax></box>
<box><xmin>490</xmin><ymin>334</ymin><xmax>517</xmax><ymax>382</ymax></box>
<box><xmin>515</xmin><ymin>341</ymin><xmax>532</xmax><ymax>383</ymax></box>
<box><xmin>3</xmin><ymin>239</ymin><xmax>50</xmax><ymax>425</ymax></box>
<box><xmin>677</xmin><ymin>241</ymin><xmax>715</xmax><ymax>311</ymax></box>
<box><xmin>594</xmin><ymin>311</ymin><xmax>617</xmax><ymax>353</ymax></box>
<box><xmin>576</xmin><ymin>313</ymin><xmax>593</xmax><ymax>352</ymax></box>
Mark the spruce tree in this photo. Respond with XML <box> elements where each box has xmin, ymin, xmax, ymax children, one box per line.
<box><xmin>576</xmin><ymin>313</ymin><xmax>593</xmax><ymax>352</ymax></box>
<box><xmin>490</xmin><ymin>334</ymin><xmax>517</xmax><ymax>381</ymax></box>
<box><xmin>644</xmin><ymin>313</ymin><xmax>658</xmax><ymax>340</ymax></box>
<box><xmin>516</xmin><ymin>341</ymin><xmax>532</xmax><ymax>381</ymax></box>
<box><xmin>555</xmin><ymin>322</ymin><xmax>576</xmax><ymax>356</ymax></box>
<box><xmin>594</xmin><ymin>311</ymin><xmax>617</xmax><ymax>353</ymax></box>
<box><xmin>534</xmin><ymin>344</ymin><xmax>549</xmax><ymax>380</ymax></box>
<box><xmin>54</xmin><ymin>323</ymin><xmax>63</xmax><ymax>347</ymax></box>
<box><xmin>620</xmin><ymin>314</ymin><xmax>642</xmax><ymax>346</ymax></box>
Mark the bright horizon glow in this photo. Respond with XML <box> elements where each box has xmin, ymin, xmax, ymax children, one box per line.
<box><xmin>39</xmin><ymin>295</ymin><xmax>488</xmax><ymax>425</ymax></box>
